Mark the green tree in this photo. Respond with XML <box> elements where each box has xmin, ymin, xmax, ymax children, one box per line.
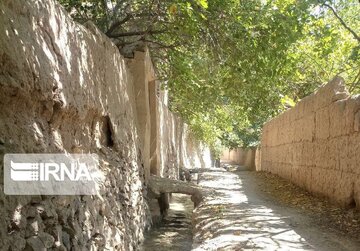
<box><xmin>58</xmin><ymin>0</ymin><xmax>360</xmax><ymax>154</ymax></box>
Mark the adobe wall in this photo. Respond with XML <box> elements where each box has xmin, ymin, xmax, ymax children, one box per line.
<box><xmin>0</xmin><ymin>0</ymin><xmax>211</xmax><ymax>249</ymax></box>
<box><xmin>221</xmin><ymin>148</ymin><xmax>256</xmax><ymax>170</ymax></box>
<box><xmin>155</xmin><ymin>88</ymin><xmax>212</xmax><ymax>179</ymax></box>
<box><xmin>259</xmin><ymin>77</ymin><xmax>360</xmax><ymax>208</ymax></box>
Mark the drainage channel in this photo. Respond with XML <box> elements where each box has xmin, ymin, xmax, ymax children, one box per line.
<box><xmin>140</xmin><ymin>194</ymin><xmax>194</xmax><ymax>251</ymax></box>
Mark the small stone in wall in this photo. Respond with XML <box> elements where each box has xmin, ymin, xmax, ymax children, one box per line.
<box><xmin>8</xmin><ymin>232</ymin><xmax>26</xmax><ymax>251</ymax></box>
<box><xmin>91</xmin><ymin>233</ymin><xmax>106</xmax><ymax>247</ymax></box>
<box><xmin>25</xmin><ymin>218</ymin><xmax>40</xmax><ymax>237</ymax></box>
<box><xmin>26</xmin><ymin>232</ymin><xmax>55</xmax><ymax>250</ymax></box>
<box><xmin>61</xmin><ymin>230</ymin><xmax>71</xmax><ymax>250</ymax></box>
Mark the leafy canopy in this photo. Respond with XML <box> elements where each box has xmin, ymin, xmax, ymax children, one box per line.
<box><xmin>58</xmin><ymin>0</ymin><xmax>360</xmax><ymax>155</ymax></box>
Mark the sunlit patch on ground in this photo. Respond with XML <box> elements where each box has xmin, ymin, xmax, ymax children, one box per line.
<box><xmin>142</xmin><ymin>167</ymin><xmax>360</xmax><ymax>251</ymax></box>
<box><xmin>192</xmin><ymin>169</ymin><xmax>315</xmax><ymax>251</ymax></box>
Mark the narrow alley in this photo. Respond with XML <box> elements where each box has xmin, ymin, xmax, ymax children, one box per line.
<box><xmin>1</xmin><ymin>0</ymin><xmax>359</xmax><ymax>250</ymax></box>
<box><xmin>143</xmin><ymin>165</ymin><xmax>360</xmax><ymax>251</ymax></box>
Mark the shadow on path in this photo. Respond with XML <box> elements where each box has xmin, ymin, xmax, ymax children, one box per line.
<box><xmin>192</xmin><ymin>168</ymin><xmax>360</xmax><ymax>251</ymax></box>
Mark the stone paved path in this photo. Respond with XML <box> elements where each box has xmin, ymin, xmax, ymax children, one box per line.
<box><xmin>192</xmin><ymin>167</ymin><xmax>360</xmax><ymax>251</ymax></box>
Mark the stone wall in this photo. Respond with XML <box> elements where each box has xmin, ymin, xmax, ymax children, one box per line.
<box><xmin>221</xmin><ymin>148</ymin><xmax>256</xmax><ymax>170</ymax></box>
<box><xmin>258</xmin><ymin>77</ymin><xmax>360</xmax><ymax>208</ymax></box>
<box><xmin>0</xmin><ymin>0</ymin><xmax>211</xmax><ymax>250</ymax></box>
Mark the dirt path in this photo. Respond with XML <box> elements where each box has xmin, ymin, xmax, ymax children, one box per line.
<box><xmin>192</xmin><ymin>168</ymin><xmax>360</xmax><ymax>250</ymax></box>
<box><xmin>254</xmin><ymin>171</ymin><xmax>360</xmax><ymax>240</ymax></box>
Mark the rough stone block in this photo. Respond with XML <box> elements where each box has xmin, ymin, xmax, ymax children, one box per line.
<box><xmin>26</xmin><ymin>232</ymin><xmax>55</xmax><ymax>250</ymax></box>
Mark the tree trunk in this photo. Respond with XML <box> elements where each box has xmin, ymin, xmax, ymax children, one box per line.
<box><xmin>148</xmin><ymin>176</ymin><xmax>210</xmax><ymax>206</ymax></box>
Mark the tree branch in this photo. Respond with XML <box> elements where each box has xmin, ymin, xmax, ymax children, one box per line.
<box><xmin>107</xmin><ymin>29</ymin><xmax>166</xmax><ymax>38</ymax></box>
<box><xmin>349</xmin><ymin>69</ymin><xmax>360</xmax><ymax>93</ymax></box>
<box><xmin>143</xmin><ymin>39</ymin><xmax>178</xmax><ymax>49</ymax></box>
<box><xmin>105</xmin><ymin>14</ymin><xmax>132</xmax><ymax>36</ymax></box>
<box><xmin>102</xmin><ymin>0</ymin><xmax>110</xmax><ymax>30</ymax></box>
<box><xmin>322</xmin><ymin>3</ymin><xmax>360</xmax><ymax>43</ymax></box>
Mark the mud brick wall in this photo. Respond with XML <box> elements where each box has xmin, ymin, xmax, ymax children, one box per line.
<box><xmin>0</xmin><ymin>0</ymin><xmax>211</xmax><ymax>249</ymax></box>
<box><xmin>259</xmin><ymin>77</ymin><xmax>360</xmax><ymax>208</ymax></box>
<box><xmin>154</xmin><ymin>88</ymin><xmax>212</xmax><ymax>179</ymax></box>
<box><xmin>221</xmin><ymin>147</ymin><xmax>256</xmax><ymax>170</ymax></box>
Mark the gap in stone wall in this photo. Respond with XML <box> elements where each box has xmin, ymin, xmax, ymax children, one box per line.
<box><xmin>101</xmin><ymin>115</ymin><xmax>114</xmax><ymax>148</ymax></box>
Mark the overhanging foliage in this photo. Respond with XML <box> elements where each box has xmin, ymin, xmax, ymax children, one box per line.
<box><xmin>58</xmin><ymin>0</ymin><xmax>360</xmax><ymax>155</ymax></box>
